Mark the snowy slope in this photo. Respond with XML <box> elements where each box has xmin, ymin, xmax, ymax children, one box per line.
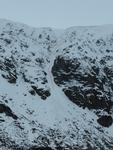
<box><xmin>0</xmin><ymin>19</ymin><xmax>113</xmax><ymax>150</ymax></box>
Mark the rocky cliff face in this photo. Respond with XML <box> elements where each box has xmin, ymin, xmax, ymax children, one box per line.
<box><xmin>52</xmin><ymin>27</ymin><xmax>113</xmax><ymax>116</ymax></box>
<box><xmin>0</xmin><ymin>19</ymin><xmax>113</xmax><ymax>150</ymax></box>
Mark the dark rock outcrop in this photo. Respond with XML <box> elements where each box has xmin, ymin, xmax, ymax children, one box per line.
<box><xmin>0</xmin><ymin>57</ymin><xmax>17</xmax><ymax>83</ymax></box>
<box><xmin>63</xmin><ymin>87</ymin><xmax>113</xmax><ymax>112</ymax></box>
<box><xmin>52</xmin><ymin>56</ymin><xmax>113</xmax><ymax>114</ymax></box>
<box><xmin>97</xmin><ymin>115</ymin><xmax>113</xmax><ymax>127</ymax></box>
<box><xmin>0</xmin><ymin>104</ymin><xmax>18</xmax><ymax>120</ymax></box>
<box><xmin>31</xmin><ymin>86</ymin><xmax>51</xmax><ymax>100</ymax></box>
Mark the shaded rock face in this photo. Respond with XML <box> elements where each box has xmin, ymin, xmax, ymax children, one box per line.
<box><xmin>63</xmin><ymin>87</ymin><xmax>113</xmax><ymax>112</ymax></box>
<box><xmin>52</xmin><ymin>56</ymin><xmax>80</xmax><ymax>85</ymax></box>
<box><xmin>97</xmin><ymin>116</ymin><xmax>113</xmax><ymax>127</ymax></box>
<box><xmin>52</xmin><ymin>56</ymin><xmax>113</xmax><ymax>114</ymax></box>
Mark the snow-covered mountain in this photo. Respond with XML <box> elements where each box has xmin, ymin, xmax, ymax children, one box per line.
<box><xmin>0</xmin><ymin>19</ymin><xmax>113</xmax><ymax>150</ymax></box>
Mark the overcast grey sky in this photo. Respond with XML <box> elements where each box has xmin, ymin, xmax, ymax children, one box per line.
<box><xmin>0</xmin><ymin>0</ymin><xmax>113</xmax><ymax>28</ymax></box>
